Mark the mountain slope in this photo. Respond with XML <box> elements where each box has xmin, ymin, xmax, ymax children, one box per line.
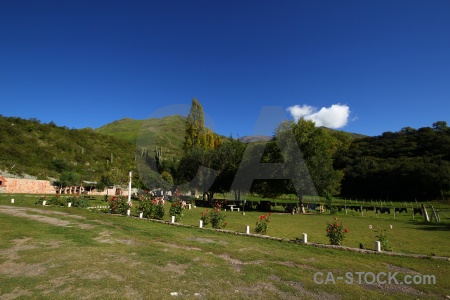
<box><xmin>0</xmin><ymin>116</ymin><xmax>135</xmax><ymax>180</ymax></box>
<box><xmin>95</xmin><ymin>115</ymin><xmax>186</xmax><ymax>158</ymax></box>
<box><xmin>95</xmin><ymin>116</ymin><xmax>368</xmax><ymax>157</ymax></box>
<box><xmin>320</xmin><ymin>127</ymin><xmax>367</xmax><ymax>139</ymax></box>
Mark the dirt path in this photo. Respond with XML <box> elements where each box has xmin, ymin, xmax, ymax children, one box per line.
<box><xmin>0</xmin><ymin>205</ymin><xmax>94</xmax><ymax>229</ymax></box>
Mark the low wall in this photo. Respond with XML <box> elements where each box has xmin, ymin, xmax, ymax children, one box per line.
<box><xmin>2</xmin><ymin>178</ymin><xmax>56</xmax><ymax>194</ymax></box>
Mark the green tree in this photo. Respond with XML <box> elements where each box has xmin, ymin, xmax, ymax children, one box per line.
<box><xmin>207</xmin><ymin>137</ymin><xmax>246</xmax><ymax>201</ymax></box>
<box><xmin>275</xmin><ymin>119</ymin><xmax>343</xmax><ymax>197</ymax></box>
<box><xmin>160</xmin><ymin>171</ymin><xmax>174</xmax><ymax>186</ymax></box>
<box><xmin>59</xmin><ymin>171</ymin><xmax>81</xmax><ymax>187</ymax></box>
<box><xmin>336</xmin><ymin>122</ymin><xmax>450</xmax><ymax>201</ymax></box>
<box><xmin>57</xmin><ymin>171</ymin><xmax>81</xmax><ymax>193</ymax></box>
<box><xmin>432</xmin><ymin>121</ymin><xmax>448</xmax><ymax>132</ymax></box>
<box><xmin>183</xmin><ymin>98</ymin><xmax>206</xmax><ymax>152</ymax></box>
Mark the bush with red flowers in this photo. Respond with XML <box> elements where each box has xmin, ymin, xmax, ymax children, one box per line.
<box><xmin>326</xmin><ymin>217</ymin><xmax>349</xmax><ymax>245</ymax></box>
<box><xmin>108</xmin><ymin>196</ymin><xmax>131</xmax><ymax>215</ymax></box>
<box><xmin>210</xmin><ymin>203</ymin><xmax>226</xmax><ymax>229</ymax></box>
<box><xmin>200</xmin><ymin>208</ymin><xmax>210</xmax><ymax>226</ymax></box>
<box><xmin>138</xmin><ymin>196</ymin><xmax>165</xmax><ymax>220</ymax></box>
<box><xmin>255</xmin><ymin>213</ymin><xmax>271</xmax><ymax>235</ymax></box>
<box><xmin>169</xmin><ymin>201</ymin><xmax>183</xmax><ymax>222</ymax></box>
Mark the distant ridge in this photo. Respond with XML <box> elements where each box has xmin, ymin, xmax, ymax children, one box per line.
<box><xmin>319</xmin><ymin>127</ymin><xmax>367</xmax><ymax>139</ymax></box>
<box><xmin>238</xmin><ymin>135</ymin><xmax>272</xmax><ymax>143</ymax></box>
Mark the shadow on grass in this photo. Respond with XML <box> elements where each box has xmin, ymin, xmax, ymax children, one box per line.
<box><xmin>408</xmin><ymin>220</ymin><xmax>450</xmax><ymax>231</ymax></box>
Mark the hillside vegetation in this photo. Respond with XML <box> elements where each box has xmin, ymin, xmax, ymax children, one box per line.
<box><xmin>336</xmin><ymin>121</ymin><xmax>450</xmax><ymax>200</ymax></box>
<box><xmin>1</xmin><ymin>113</ymin><xmax>449</xmax><ymax>202</ymax></box>
<box><xmin>95</xmin><ymin>115</ymin><xmax>186</xmax><ymax>159</ymax></box>
<box><xmin>0</xmin><ymin>116</ymin><xmax>135</xmax><ymax>182</ymax></box>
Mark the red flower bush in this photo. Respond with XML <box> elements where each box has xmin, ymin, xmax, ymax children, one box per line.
<box><xmin>255</xmin><ymin>213</ymin><xmax>271</xmax><ymax>235</ymax></box>
<box><xmin>326</xmin><ymin>217</ymin><xmax>348</xmax><ymax>245</ymax></box>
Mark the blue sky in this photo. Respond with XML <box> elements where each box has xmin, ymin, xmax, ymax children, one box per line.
<box><xmin>1</xmin><ymin>0</ymin><xmax>449</xmax><ymax>138</ymax></box>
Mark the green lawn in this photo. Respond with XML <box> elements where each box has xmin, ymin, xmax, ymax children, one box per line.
<box><xmin>0</xmin><ymin>194</ymin><xmax>449</xmax><ymax>299</ymax></box>
<box><xmin>2</xmin><ymin>194</ymin><xmax>450</xmax><ymax>256</ymax></box>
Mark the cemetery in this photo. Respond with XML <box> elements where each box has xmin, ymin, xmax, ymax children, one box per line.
<box><xmin>0</xmin><ymin>191</ymin><xmax>449</xmax><ymax>299</ymax></box>
<box><xmin>1</xmin><ymin>106</ymin><xmax>450</xmax><ymax>298</ymax></box>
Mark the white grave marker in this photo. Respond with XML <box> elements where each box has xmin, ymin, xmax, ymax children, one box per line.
<box><xmin>375</xmin><ymin>241</ymin><xmax>381</xmax><ymax>252</ymax></box>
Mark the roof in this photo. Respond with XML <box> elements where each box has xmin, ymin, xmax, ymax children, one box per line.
<box><xmin>82</xmin><ymin>181</ymin><xmax>98</xmax><ymax>185</ymax></box>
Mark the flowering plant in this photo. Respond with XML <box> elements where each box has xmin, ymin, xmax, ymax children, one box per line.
<box><xmin>255</xmin><ymin>213</ymin><xmax>271</xmax><ymax>235</ymax></box>
<box><xmin>169</xmin><ymin>201</ymin><xmax>183</xmax><ymax>222</ymax></box>
<box><xmin>210</xmin><ymin>203</ymin><xmax>226</xmax><ymax>229</ymax></box>
<box><xmin>108</xmin><ymin>196</ymin><xmax>131</xmax><ymax>215</ymax></box>
<box><xmin>369</xmin><ymin>224</ymin><xmax>393</xmax><ymax>251</ymax></box>
<box><xmin>200</xmin><ymin>209</ymin><xmax>210</xmax><ymax>226</ymax></box>
<box><xmin>326</xmin><ymin>217</ymin><xmax>348</xmax><ymax>245</ymax></box>
<box><xmin>138</xmin><ymin>196</ymin><xmax>165</xmax><ymax>220</ymax></box>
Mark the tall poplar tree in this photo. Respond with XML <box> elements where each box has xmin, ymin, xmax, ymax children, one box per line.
<box><xmin>183</xmin><ymin>98</ymin><xmax>206</xmax><ymax>152</ymax></box>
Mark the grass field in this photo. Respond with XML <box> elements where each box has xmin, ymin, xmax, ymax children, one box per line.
<box><xmin>0</xmin><ymin>194</ymin><xmax>449</xmax><ymax>299</ymax></box>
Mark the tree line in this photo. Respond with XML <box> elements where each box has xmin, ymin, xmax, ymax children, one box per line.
<box><xmin>147</xmin><ymin>100</ymin><xmax>450</xmax><ymax>202</ymax></box>
<box><xmin>2</xmin><ymin>104</ymin><xmax>449</xmax><ymax>202</ymax></box>
<box><xmin>334</xmin><ymin>121</ymin><xmax>450</xmax><ymax>201</ymax></box>
<box><xmin>143</xmin><ymin>99</ymin><xmax>352</xmax><ymax>201</ymax></box>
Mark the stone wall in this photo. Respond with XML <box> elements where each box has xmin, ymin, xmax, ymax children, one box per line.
<box><xmin>0</xmin><ymin>176</ymin><xmax>132</xmax><ymax>196</ymax></box>
<box><xmin>1</xmin><ymin>177</ymin><xmax>56</xmax><ymax>194</ymax></box>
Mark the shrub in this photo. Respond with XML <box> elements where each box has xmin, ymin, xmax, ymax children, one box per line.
<box><xmin>325</xmin><ymin>192</ymin><xmax>338</xmax><ymax>214</ymax></box>
<box><xmin>326</xmin><ymin>217</ymin><xmax>348</xmax><ymax>245</ymax></box>
<box><xmin>210</xmin><ymin>203</ymin><xmax>226</xmax><ymax>229</ymax></box>
<box><xmin>46</xmin><ymin>195</ymin><xmax>66</xmax><ymax>206</ymax></box>
<box><xmin>255</xmin><ymin>213</ymin><xmax>271</xmax><ymax>235</ymax></box>
<box><xmin>200</xmin><ymin>209</ymin><xmax>210</xmax><ymax>226</ymax></box>
<box><xmin>169</xmin><ymin>201</ymin><xmax>183</xmax><ymax>222</ymax></box>
<box><xmin>138</xmin><ymin>197</ymin><xmax>165</xmax><ymax>220</ymax></box>
<box><xmin>153</xmin><ymin>201</ymin><xmax>165</xmax><ymax>220</ymax></box>
<box><xmin>371</xmin><ymin>224</ymin><xmax>393</xmax><ymax>251</ymax></box>
<box><xmin>67</xmin><ymin>195</ymin><xmax>89</xmax><ymax>208</ymax></box>
<box><xmin>108</xmin><ymin>196</ymin><xmax>131</xmax><ymax>215</ymax></box>
<box><xmin>35</xmin><ymin>195</ymin><xmax>46</xmax><ymax>205</ymax></box>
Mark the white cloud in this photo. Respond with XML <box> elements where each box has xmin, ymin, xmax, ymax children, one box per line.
<box><xmin>286</xmin><ymin>104</ymin><xmax>350</xmax><ymax>129</ymax></box>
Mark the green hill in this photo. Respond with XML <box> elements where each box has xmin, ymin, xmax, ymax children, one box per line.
<box><xmin>0</xmin><ymin>116</ymin><xmax>135</xmax><ymax>181</ymax></box>
<box><xmin>95</xmin><ymin>116</ymin><xmax>367</xmax><ymax>159</ymax></box>
<box><xmin>95</xmin><ymin>115</ymin><xmax>187</xmax><ymax>159</ymax></box>
<box><xmin>0</xmin><ymin>113</ymin><xmax>368</xmax><ymax>184</ymax></box>
<box><xmin>320</xmin><ymin>126</ymin><xmax>367</xmax><ymax>139</ymax></box>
